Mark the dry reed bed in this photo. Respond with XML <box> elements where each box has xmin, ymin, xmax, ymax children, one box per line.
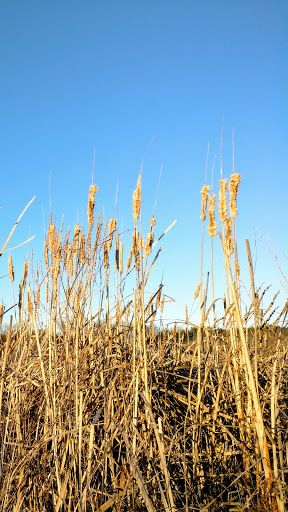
<box><xmin>0</xmin><ymin>167</ymin><xmax>287</xmax><ymax>511</ymax></box>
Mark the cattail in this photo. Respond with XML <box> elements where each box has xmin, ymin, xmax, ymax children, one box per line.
<box><xmin>103</xmin><ymin>241</ymin><xmax>109</xmax><ymax>269</ymax></box>
<box><xmin>126</xmin><ymin>248</ymin><xmax>133</xmax><ymax>272</ymax></box>
<box><xmin>150</xmin><ymin>215</ymin><xmax>156</xmax><ymax>228</ymax></box>
<box><xmin>93</xmin><ymin>212</ymin><xmax>102</xmax><ymax>252</ymax></box>
<box><xmin>207</xmin><ymin>194</ymin><xmax>218</xmax><ymax>237</ymax></box>
<box><xmin>67</xmin><ymin>243</ymin><xmax>73</xmax><ymax>276</ymax></box>
<box><xmin>133</xmin><ymin>174</ymin><xmax>141</xmax><ymax>223</ymax></box>
<box><xmin>73</xmin><ymin>224</ymin><xmax>81</xmax><ymax>254</ymax></box>
<box><xmin>107</xmin><ymin>219</ymin><xmax>117</xmax><ymax>251</ymax></box>
<box><xmin>156</xmin><ymin>287</ymin><xmax>161</xmax><ymax>309</ymax></box>
<box><xmin>235</xmin><ymin>255</ymin><xmax>240</xmax><ymax>280</ymax></box>
<box><xmin>140</xmin><ymin>236</ymin><xmax>144</xmax><ymax>249</ymax></box>
<box><xmin>144</xmin><ymin>231</ymin><xmax>154</xmax><ymax>257</ymax></box>
<box><xmin>224</xmin><ymin>216</ymin><xmax>233</xmax><ymax>255</ymax></box>
<box><xmin>147</xmin><ymin>295</ymin><xmax>153</xmax><ymax>317</ymax></box>
<box><xmin>229</xmin><ymin>172</ymin><xmax>241</xmax><ymax>217</ymax></box>
<box><xmin>219</xmin><ymin>179</ymin><xmax>228</xmax><ymax>222</ymax></box>
<box><xmin>22</xmin><ymin>259</ymin><xmax>29</xmax><ymax>288</ymax></box>
<box><xmin>0</xmin><ymin>303</ymin><xmax>4</xmax><ymax>325</ymax></box>
<box><xmin>120</xmin><ymin>240</ymin><xmax>123</xmax><ymax>274</ymax></box>
<box><xmin>194</xmin><ymin>280</ymin><xmax>202</xmax><ymax>300</ymax></box>
<box><xmin>87</xmin><ymin>184</ymin><xmax>99</xmax><ymax>225</ymax></box>
<box><xmin>35</xmin><ymin>286</ymin><xmax>40</xmax><ymax>311</ymax></box>
<box><xmin>80</xmin><ymin>233</ymin><xmax>86</xmax><ymax>265</ymax></box>
<box><xmin>18</xmin><ymin>282</ymin><xmax>23</xmax><ymax>310</ymax></box>
<box><xmin>44</xmin><ymin>240</ymin><xmax>49</xmax><ymax>270</ymax></box>
<box><xmin>8</xmin><ymin>255</ymin><xmax>14</xmax><ymax>282</ymax></box>
<box><xmin>132</xmin><ymin>229</ymin><xmax>140</xmax><ymax>266</ymax></box>
<box><xmin>46</xmin><ymin>280</ymin><xmax>49</xmax><ymax>304</ymax></box>
<box><xmin>200</xmin><ymin>184</ymin><xmax>210</xmax><ymax>221</ymax></box>
<box><xmin>27</xmin><ymin>286</ymin><xmax>32</xmax><ymax>315</ymax></box>
<box><xmin>115</xmin><ymin>234</ymin><xmax>119</xmax><ymax>272</ymax></box>
<box><xmin>160</xmin><ymin>297</ymin><xmax>165</xmax><ymax>316</ymax></box>
<box><xmin>48</xmin><ymin>224</ymin><xmax>56</xmax><ymax>252</ymax></box>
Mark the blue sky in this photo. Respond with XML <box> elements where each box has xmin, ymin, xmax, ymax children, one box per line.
<box><xmin>0</xmin><ymin>1</ymin><xmax>287</xmax><ymax>324</ymax></box>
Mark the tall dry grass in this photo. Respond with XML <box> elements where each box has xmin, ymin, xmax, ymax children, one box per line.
<box><xmin>0</xmin><ymin>163</ymin><xmax>287</xmax><ymax>512</ymax></box>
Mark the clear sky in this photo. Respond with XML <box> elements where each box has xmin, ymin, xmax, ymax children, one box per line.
<box><xmin>0</xmin><ymin>1</ymin><xmax>287</xmax><ymax>324</ymax></box>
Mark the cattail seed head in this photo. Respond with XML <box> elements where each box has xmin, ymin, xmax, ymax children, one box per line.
<box><xmin>115</xmin><ymin>234</ymin><xmax>119</xmax><ymax>272</ymax></box>
<box><xmin>27</xmin><ymin>286</ymin><xmax>32</xmax><ymax>315</ymax></box>
<box><xmin>87</xmin><ymin>184</ymin><xmax>99</xmax><ymax>225</ymax></box>
<box><xmin>207</xmin><ymin>194</ymin><xmax>218</xmax><ymax>237</ymax></box>
<box><xmin>235</xmin><ymin>256</ymin><xmax>240</xmax><ymax>279</ymax></box>
<box><xmin>46</xmin><ymin>280</ymin><xmax>49</xmax><ymax>304</ymax></box>
<box><xmin>132</xmin><ymin>230</ymin><xmax>140</xmax><ymax>266</ymax></box>
<box><xmin>80</xmin><ymin>233</ymin><xmax>86</xmax><ymax>265</ymax></box>
<box><xmin>224</xmin><ymin>216</ymin><xmax>233</xmax><ymax>255</ymax></box>
<box><xmin>133</xmin><ymin>174</ymin><xmax>141</xmax><ymax>223</ymax></box>
<box><xmin>0</xmin><ymin>303</ymin><xmax>4</xmax><ymax>325</ymax></box>
<box><xmin>44</xmin><ymin>240</ymin><xmax>49</xmax><ymax>270</ymax></box>
<box><xmin>150</xmin><ymin>215</ymin><xmax>156</xmax><ymax>228</ymax></box>
<box><xmin>67</xmin><ymin>243</ymin><xmax>73</xmax><ymax>276</ymax></box>
<box><xmin>48</xmin><ymin>224</ymin><xmax>56</xmax><ymax>252</ymax></box>
<box><xmin>18</xmin><ymin>282</ymin><xmax>23</xmax><ymax>310</ymax></box>
<box><xmin>22</xmin><ymin>260</ymin><xmax>29</xmax><ymax>288</ymax></box>
<box><xmin>35</xmin><ymin>286</ymin><xmax>40</xmax><ymax>311</ymax></box>
<box><xmin>194</xmin><ymin>280</ymin><xmax>202</xmax><ymax>300</ymax></box>
<box><xmin>73</xmin><ymin>224</ymin><xmax>81</xmax><ymax>254</ymax></box>
<box><xmin>8</xmin><ymin>255</ymin><xmax>14</xmax><ymax>282</ymax></box>
<box><xmin>156</xmin><ymin>287</ymin><xmax>161</xmax><ymax>309</ymax></box>
<box><xmin>200</xmin><ymin>184</ymin><xmax>210</xmax><ymax>221</ymax></box>
<box><xmin>229</xmin><ymin>173</ymin><xmax>241</xmax><ymax>217</ymax></box>
<box><xmin>126</xmin><ymin>248</ymin><xmax>133</xmax><ymax>272</ymax></box>
<box><xmin>108</xmin><ymin>218</ymin><xmax>117</xmax><ymax>251</ymax></box>
<box><xmin>160</xmin><ymin>296</ymin><xmax>165</xmax><ymax>316</ymax></box>
<box><xmin>219</xmin><ymin>179</ymin><xmax>228</xmax><ymax>222</ymax></box>
<box><xmin>144</xmin><ymin>231</ymin><xmax>154</xmax><ymax>257</ymax></box>
<box><xmin>103</xmin><ymin>241</ymin><xmax>109</xmax><ymax>269</ymax></box>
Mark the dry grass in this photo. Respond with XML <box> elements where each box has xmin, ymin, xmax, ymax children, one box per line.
<box><xmin>0</xmin><ymin>168</ymin><xmax>287</xmax><ymax>512</ymax></box>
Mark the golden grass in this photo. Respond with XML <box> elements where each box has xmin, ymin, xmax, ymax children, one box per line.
<box><xmin>0</xmin><ymin>165</ymin><xmax>287</xmax><ymax>512</ymax></box>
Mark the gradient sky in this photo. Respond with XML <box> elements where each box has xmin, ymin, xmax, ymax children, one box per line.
<box><xmin>0</xmin><ymin>1</ymin><xmax>287</xmax><ymax>324</ymax></box>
